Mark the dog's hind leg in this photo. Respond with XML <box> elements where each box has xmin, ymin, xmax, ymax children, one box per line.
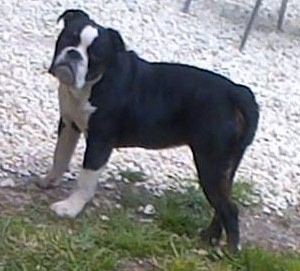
<box><xmin>191</xmin><ymin>147</ymin><xmax>243</xmax><ymax>252</ymax></box>
<box><xmin>200</xmin><ymin>212</ymin><xmax>222</xmax><ymax>246</ymax></box>
<box><xmin>37</xmin><ymin>118</ymin><xmax>80</xmax><ymax>188</ymax></box>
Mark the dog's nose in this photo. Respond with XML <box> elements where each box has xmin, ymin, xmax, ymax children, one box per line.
<box><xmin>67</xmin><ymin>49</ymin><xmax>82</xmax><ymax>60</ymax></box>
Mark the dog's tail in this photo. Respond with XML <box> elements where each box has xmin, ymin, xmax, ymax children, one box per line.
<box><xmin>229</xmin><ymin>84</ymin><xmax>259</xmax><ymax>149</ymax></box>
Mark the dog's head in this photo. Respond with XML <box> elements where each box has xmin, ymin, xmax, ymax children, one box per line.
<box><xmin>48</xmin><ymin>9</ymin><xmax>125</xmax><ymax>89</ymax></box>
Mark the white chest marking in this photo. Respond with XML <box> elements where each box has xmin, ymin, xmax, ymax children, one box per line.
<box><xmin>59</xmin><ymin>84</ymin><xmax>97</xmax><ymax>135</ymax></box>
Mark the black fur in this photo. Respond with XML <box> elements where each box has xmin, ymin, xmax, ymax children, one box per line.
<box><xmin>57</xmin><ymin>117</ymin><xmax>65</xmax><ymax>136</ymax></box>
<box><xmin>86</xmin><ymin>53</ymin><xmax>259</xmax><ymax>252</ymax></box>
<box><xmin>57</xmin><ymin>9</ymin><xmax>90</xmax><ymax>26</ymax></box>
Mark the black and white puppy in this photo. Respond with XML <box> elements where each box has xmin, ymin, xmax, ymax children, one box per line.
<box><xmin>42</xmin><ymin>9</ymin><xmax>259</xmax><ymax>252</ymax></box>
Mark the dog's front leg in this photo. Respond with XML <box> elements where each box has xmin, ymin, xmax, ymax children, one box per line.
<box><xmin>38</xmin><ymin>118</ymin><xmax>80</xmax><ymax>188</ymax></box>
<box><xmin>50</xmin><ymin>135</ymin><xmax>112</xmax><ymax>218</ymax></box>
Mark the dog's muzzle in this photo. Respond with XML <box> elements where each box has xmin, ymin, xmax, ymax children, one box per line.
<box><xmin>49</xmin><ymin>64</ymin><xmax>75</xmax><ymax>85</ymax></box>
<box><xmin>49</xmin><ymin>49</ymin><xmax>82</xmax><ymax>85</ymax></box>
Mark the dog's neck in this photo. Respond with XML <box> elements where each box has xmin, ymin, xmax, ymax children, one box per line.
<box><xmin>61</xmin><ymin>73</ymin><xmax>103</xmax><ymax>102</ymax></box>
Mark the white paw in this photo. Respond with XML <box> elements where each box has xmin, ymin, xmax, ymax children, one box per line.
<box><xmin>50</xmin><ymin>198</ymin><xmax>85</xmax><ymax>218</ymax></box>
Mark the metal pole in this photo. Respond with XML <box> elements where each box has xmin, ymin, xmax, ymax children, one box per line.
<box><xmin>277</xmin><ymin>0</ymin><xmax>288</xmax><ymax>31</ymax></box>
<box><xmin>183</xmin><ymin>0</ymin><xmax>193</xmax><ymax>13</ymax></box>
<box><xmin>239</xmin><ymin>0</ymin><xmax>263</xmax><ymax>51</ymax></box>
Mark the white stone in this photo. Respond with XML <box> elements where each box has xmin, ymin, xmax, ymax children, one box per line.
<box><xmin>115</xmin><ymin>204</ymin><xmax>122</xmax><ymax>209</ymax></box>
<box><xmin>100</xmin><ymin>215</ymin><xmax>110</xmax><ymax>221</ymax></box>
<box><xmin>0</xmin><ymin>178</ymin><xmax>16</xmax><ymax>188</ymax></box>
<box><xmin>143</xmin><ymin>204</ymin><xmax>156</xmax><ymax>215</ymax></box>
<box><xmin>263</xmin><ymin>206</ymin><xmax>272</xmax><ymax>215</ymax></box>
<box><xmin>103</xmin><ymin>183</ymin><xmax>115</xmax><ymax>190</ymax></box>
<box><xmin>64</xmin><ymin>172</ymin><xmax>75</xmax><ymax>180</ymax></box>
<box><xmin>137</xmin><ymin>206</ymin><xmax>144</xmax><ymax>213</ymax></box>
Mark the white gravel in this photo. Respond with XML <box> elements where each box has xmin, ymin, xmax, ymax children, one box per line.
<box><xmin>0</xmin><ymin>0</ymin><xmax>299</xmax><ymax>213</ymax></box>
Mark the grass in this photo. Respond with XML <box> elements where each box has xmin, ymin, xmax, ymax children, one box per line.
<box><xmin>0</xmin><ymin>180</ymin><xmax>299</xmax><ymax>271</ymax></box>
<box><xmin>119</xmin><ymin>169</ymin><xmax>147</xmax><ymax>183</ymax></box>
<box><xmin>229</xmin><ymin>248</ymin><xmax>300</xmax><ymax>271</ymax></box>
<box><xmin>232</xmin><ymin>181</ymin><xmax>258</xmax><ymax>206</ymax></box>
<box><xmin>153</xmin><ymin>186</ymin><xmax>211</xmax><ymax>237</ymax></box>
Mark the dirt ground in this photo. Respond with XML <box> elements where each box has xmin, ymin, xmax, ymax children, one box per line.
<box><xmin>0</xmin><ymin>172</ymin><xmax>299</xmax><ymax>254</ymax></box>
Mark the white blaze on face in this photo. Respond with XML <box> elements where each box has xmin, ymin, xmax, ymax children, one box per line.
<box><xmin>80</xmin><ymin>25</ymin><xmax>99</xmax><ymax>49</ymax></box>
<box><xmin>74</xmin><ymin>25</ymin><xmax>99</xmax><ymax>89</ymax></box>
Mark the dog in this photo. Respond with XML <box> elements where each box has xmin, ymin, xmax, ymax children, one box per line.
<box><xmin>41</xmin><ymin>9</ymin><xmax>259</xmax><ymax>252</ymax></box>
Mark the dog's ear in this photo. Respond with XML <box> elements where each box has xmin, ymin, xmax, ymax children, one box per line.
<box><xmin>107</xmin><ymin>28</ymin><xmax>126</xmax><ymax>52</ymax></box>
<box><xmin>57</xmin><ymin>9</ymin><xmax>89</xmax><ymax>26</ymax></box>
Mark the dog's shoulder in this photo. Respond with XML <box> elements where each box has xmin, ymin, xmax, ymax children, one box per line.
<box><xmin>93</xmin><ymin>50</ymin><xmax>148</xmax><ymax>86</ymax></box>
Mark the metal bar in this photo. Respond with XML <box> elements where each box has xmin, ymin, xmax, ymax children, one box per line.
<box><xmin>183</xmin><ymin>0</ymin><xmax>193</xmax><ymax>13</ymax></box>
<box><xmin>239</xmin><ymin>0</ymin><xmax>263</xmax><ymax>51</ymax></box>
<box><xmin>277</xmin><ymin>0</ymin><xmax>288</xmax><ymax>31</ymax></box>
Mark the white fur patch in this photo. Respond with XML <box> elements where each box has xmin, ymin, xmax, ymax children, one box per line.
<box><xmin>79</xmin><ymin>25</ymin><xmax>99</xmax><ymax>49</ymax></box>
<box><xmin>50</xmin><ymin>168</ymin><xmax>103</xmax><ymax>217</ymax></box>
<box><xmin>59</xmin><ymin>83</ymin><xmax>97</xmax><ymax>137</ymax></box>
<box><xmin>53</xmin><ymin>46</ymin><xmax>87</xmax><ymax>89</ymax></box>
<box><xmin>72</xmin><ymin>26</ymin><xmax>98</xmax><ymax>89</ymax></box>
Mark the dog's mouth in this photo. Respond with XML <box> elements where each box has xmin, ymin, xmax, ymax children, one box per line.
<box><xmin>51</xmin><ymin>63</ymin><xmax>75</xmax><ymax>85</ymax></box>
